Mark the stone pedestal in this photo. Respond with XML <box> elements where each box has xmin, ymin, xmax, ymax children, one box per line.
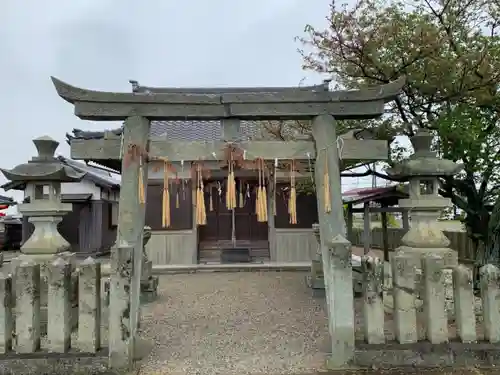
<box><xmin>306</xmin><ymin>224</ymin><xmax>325</xmax><ymax>296</ymax></box>
<box><xmin>104</xmin><ymin>226</ymin><xmax>159</xmax><ymax>306</ymax></box>
<box><xmin>396</xmin><ymin>199</ymin><xmax>458</xmax><ymax>313</ymax></box>
<box><xmin>140</xmin><ymin>258</ymin><xmax>158</xmax><ymax>303</ymax></box>
<box><xmin>396</xmin><ymin>210</ymin><xmax>458</xmax><ymax>268</ymax></box>
<box><xmin>139</xmin><ymin>227</ymin><xmax>158</xmax><ymax>303</ymax></box>
<box><xmin>22</xmin><ymin>213</ymin><xmax>71</xmax><ymax>254</ymax></box>
<box><xmin>307</xmin><ymin>223</ymin><xmax>363</xmax><ymax>297</ymax></box>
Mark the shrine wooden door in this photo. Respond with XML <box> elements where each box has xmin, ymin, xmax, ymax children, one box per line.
<box><xmin>233</xmin><ymin>181</ymin><xmax>268</xmax><ymax>243</ymax></box>
<box><xmin>198</xmin><ymin>180</ymin><xmax>268</xmax><ymax>246</ymax></box>
<box><xmin>198</xmin><ymin>184</ymin><xmax>232</xmax><ymax>243</ymax></box>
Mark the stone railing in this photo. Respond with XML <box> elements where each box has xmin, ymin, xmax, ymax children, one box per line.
<box><xmin>0</xmin><ymin>257</ymin><xmax>109</xmax><ymax>373</ymax></box>
<box><xmin>355</xmin><ymin>253</ymin><xmax>500</xmax><ymax>368</ymax></box>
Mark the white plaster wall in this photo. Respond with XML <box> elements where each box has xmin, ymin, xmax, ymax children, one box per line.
<box><xmin>24</xmin><ymin>180</ymin><xmax>102</xmax><ymax>200</ymax></box>
<box><xmin>146</xmin><ymin>230</ymin><xmax>197</xmax><ymax>265</ymax></box>
<box><xmin>101</xmin><ymin>189</ymin><xmax>120</xmax><ymax>202</ymax></box>
<box><xmin>274</xmin><ymin>228</ymin><xmax>317</xmax><ymax>262</ymax></box>
<box><xmin>62</xmin><ymin>180</ymin><xmax>101</xmax><ymax>200</ymax></box>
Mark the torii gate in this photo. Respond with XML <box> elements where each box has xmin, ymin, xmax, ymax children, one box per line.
<box><xmin>51</xmin><ymin>76</ymin><xmax>405</xmax><ymax>369</ymax></box>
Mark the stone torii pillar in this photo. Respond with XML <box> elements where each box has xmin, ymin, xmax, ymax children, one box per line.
<box><xmin>109</xmin><ymin>116</ymin><xmax>150</xmax><ymax>368</ymax></box>
<box><xmin>312</xmin><ymin>114</ymin><xmax>354</xmax><ymax>368</ymax></box>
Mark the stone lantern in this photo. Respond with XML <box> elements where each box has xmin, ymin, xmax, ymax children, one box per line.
<box><xmin>1</xmin><ymin>136</ymin><xmax>85</xmax><ymax>258</ymax></box>
<box><xmin>382</xmin><ymin>130</ymin><xmax>464</xmax><ymax>314</ymax></box>
<box><xmin>1</xmin><ymin>136</ymin><xmax>85</xmax><ymax>333</ymax></box>
<box><xmin>386</xmin><ymin>130</ymin><xmax>463</xmax><ymax>267</ymax></box>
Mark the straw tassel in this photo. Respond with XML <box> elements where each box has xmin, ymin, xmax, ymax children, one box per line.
<box><xmin>256</xmin><ymin>163</ymin><xmax>261</xmax><ymax>220</ymax></box>
<box><xmin>209</xmin><ymin>188</ymin><xmax>214</xmax><ymax>211</ymax></box>
<box><xmin>255</xmin><ymin>167</ymin><xmax>259</xmax><ymax>217</ymax></box>
<box><xmin>289</xmin><ymin>160</ymin><xmax>297</xmax><ymax>224</ymax></box>
<box><xmin>324</xmin><ymin>152</ymin><xmax>332</xmax><ymax>213</ymax></box>
<box><xmin>138</xmin><ymin>156</ymin><xmax>146</xmax><ymax>204</ymax></box>
<box><xmin>196</xmin><ymin>165</ymin><xmax>207</xmax><ymax>225</ymax></box>
<box><xmin>273</xmin><ymin>167</ymin><xmax>277</xmax><ymax>215</ymax></box>
<box><xmin>238</xmin><ymin>181</ymin><xmax>244</xmax><ymax>208</ymax></box>
<box><xmin>256</xmin><ymin>159</ymin><xmax>268</xmax><ymax>222</ymax></box>
<box><xmin>226</xmin><ymin>154</ymin><xmax>237</xmax><ymax>210</ymax></box>
<box><xmin>195</xmin><ymin>164</ymin><xmax>207</xmax><ymax>225</ymax></box>
<box><xmin>162</xmin><ymin>160</ymin><xmax>171</xmax><ymax>228</ymax></box>
<box><xmin>262</xmin><ymin>165</ymin><xmax>268</xmax><ymax>221</ymax></box>
<box><xmin>200</xmin><ymin>186</ymin><xmax>206</xmax><ymax>225</ymax></box>
<box><xmin>255</xmin><ymin>185</ymin><xmax>259</xmax><ymax>216</ymax></box>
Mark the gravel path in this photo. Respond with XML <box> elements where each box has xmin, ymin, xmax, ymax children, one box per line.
<box><xmin>136</xmin><ymin>271</ymin><xmax>330</xmax><ymax>375</ymax></box>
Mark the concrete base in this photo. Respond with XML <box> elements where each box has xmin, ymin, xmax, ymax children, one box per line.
<box><xmin>305</xmin><ymin>274</ymin><xmax>325</xmax><ymax>289</ymax></box>
<box><xmin>133</xmin><ymin>336</ymin><xmax>153</xmax><ymax>361</ymax></box>
<box><xmin>140</xmin><ymin>276</ymin><xmax>159</xmax><ymax>304</ymax></box>
<box><xmin>305</xmin><ymin>275</ymin><xmax>326</xmax><ymax>298</ymax></box>
<box><xmin>0</xmin><ymin>350</ymin><xmax>110</xmax><ymax>375</ymax></box>
<box><xmin>310</xmin><ymin>259</ymin><xmax>324</xmax><ymax>282</ymax></box>
<box><xmin>101</xmin><ymin>261</ymin><xmax>312</xmax><ymax>275</ymax></box>
<box><xmin>351</xmin><ymin>341</ymin><xmax>500</xmax><ymax>368</ymax></box>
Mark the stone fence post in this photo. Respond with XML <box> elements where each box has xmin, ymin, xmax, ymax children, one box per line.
<box><xmin>392</xmin><ymin>253</ymin><xmax>417</xmax><ymax>344</ymax></box>
<box><xmin>0</xmin><ymin>271</ymin><xmax>13</xmax><ymax>354</ymax></box>
<box><xmin>480</xmin><ymin>264</ymin><xmax>500</xmax><ymax>343</ymax></box>
<box><xmin>109</xmin><ymin>245</ymin><xmax>135</xmax><ymax>369</ymax></box>
<box><xmin>77</xmin><ymin>257</ymin><xmax>101</xmax><ymax>353</ymax></box>
<box><xmin>15</xmin><ymin>261</ymin><xmax>41</xmax><ymax>353</ymax></box>
<box><xmin>47</xmin><ymin>257</ymin><xmax>72</xmax><ymax>353</ymax></box>
<box><xmin>453</xmin><ymin>265</ymin><xmax>476</xmax><ymax>343</ymax></box>
<box><xmin>325</xmin><ymin>235</ymin><xmax>355</xmax><ymax>368</ymax></box>
<box><xmin>361</xmin><ymin>256</ymin><xmax>384</xmax><ymax>344</ymax></box>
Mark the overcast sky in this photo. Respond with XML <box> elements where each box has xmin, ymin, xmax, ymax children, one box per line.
<box><xmin>1</xmin><ymin>0</ymin><xmax>379</xmax><ymax>212</ymax></box>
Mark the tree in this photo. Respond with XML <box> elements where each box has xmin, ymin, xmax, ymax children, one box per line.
<box><xmin>297</xmin><ymin>0</ymin><xmax>500</xmax><ymax>261</ymax></box>
<box><xmin>259</xmin><ymin>118</ymin><xmax>403</xmax><ymax>196</ymax></box>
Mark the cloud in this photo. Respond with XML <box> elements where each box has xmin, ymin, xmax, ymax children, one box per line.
<box><xmin>0</xmin><ymin>0</ymin><xmax>339</xmax><ymax>214</ymax></box>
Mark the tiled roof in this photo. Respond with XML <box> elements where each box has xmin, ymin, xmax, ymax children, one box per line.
<box><xmin>1</xmin><ymin>158</ymin><xmax>121</xmax><ymax>192</ymax></box>
<box><xmin>58</xmin><ymin>156</ymin><xmax>120</xmax><ymax>189</ymax></box>
<box><xmin>149</xmin><ymin>120</ymin><xmax>272</xmax><ymax>140</ymax></box>
<box><xmin>68</xmin><ymin>120</ymin><xmax>307</xmax><ymax>142</ymax></box>
<box><xmin>149</xmin><ymin>121</ymin><xmax>222</xmax><ymax>140</ymax></box>
<box><xmin>0</xmin><ymin>195</ymin><xmax>15</xmax><ymax>206</ymax></box>
<box><xmin>342</xmin><ymin>185</ymin><xmax>408</xmax><ymax>205</ymax></box>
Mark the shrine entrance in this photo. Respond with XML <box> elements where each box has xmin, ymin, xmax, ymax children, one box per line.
<box><xmin>51</xmin><ymin>75</ymin><xmax>405</xmax><ymax>369</ymax></box>
<box><xmin>198</xmin><ymin>179</ymin><xmax>269</xmax><ymax>263</ymax></box>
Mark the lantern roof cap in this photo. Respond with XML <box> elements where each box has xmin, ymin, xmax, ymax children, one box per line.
<box><xmin>0</xmin><ymin>136</ymin><xmax>86</xmax><ymax>183</ymax></box>
<box><xmin>386</xmin><ymin>130</ymin><xmax>463</xmax><ymax>179</ymax></box>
